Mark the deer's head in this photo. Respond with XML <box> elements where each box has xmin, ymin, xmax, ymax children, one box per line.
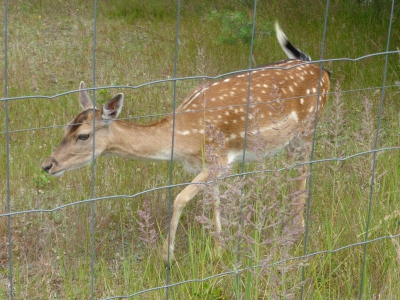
<box><xmin>42</xmin><ymin>82</ymin><xmax>124</xmax><ymax>176</ymax></box>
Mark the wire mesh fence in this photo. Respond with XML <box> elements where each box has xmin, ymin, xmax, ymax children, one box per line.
<box><xmin>1</xmin><ymin>0</ymin><xmax>400</xmax><ymax>299</ymax></box>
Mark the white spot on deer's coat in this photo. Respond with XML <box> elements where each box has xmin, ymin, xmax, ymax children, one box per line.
<box><xmin>308</xmin><ymin>106</ymin><xmax>314</xmax><ymax>113</ymax></box>
<box><xmin>300</xmin><ymin>98</ymin><xmax>304</xmax><ymax>104</ymax></box>
<box><xmin>290</xmin><ymin>111</ymin><xmax>299</xmax><ymax>122</ymax></box>
<box><xmin>178</xmin><ymin>130</ymin><xmax>190</xmax><ymax>136</ymax></box>
<box><xmin>312</xmin><ymin>87</ymin><xmax>317</xmax><ymax>93</ymax></box>
<box><xmin>224</xmin><ymin>78</ymin><xmax>231</xmax><ymax>82</ymax></box>
<box><xmin>212</xmin><ymin>82</ymin><xmax>219</xmax><ymax>86</ymax></box>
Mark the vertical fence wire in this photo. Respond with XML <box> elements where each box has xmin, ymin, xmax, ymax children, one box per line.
<box><xmin>165</xmin><ymin>0</ymin><xmax>182</xmax><ymax>298</ymax></box>
<box><xmin>90</xmin><ymin>1</ymin><xmax>99</xmax><ymax>299</ymax></box>
<box><xmin>237</xmin><ymin>0</ymin><xmax>258</xmax><ymax>297</ymax></box>
<box><xmin>300</xmin><ymin>0</ymin><xmax>330</xmax><ymax>298</ymax></box>
<box><xmin>358</xmin><ymin>0</ymin><xmax>396</xmax><ymax>298</ymax></box>
<box><xmin>3</xmin><ymin>0</ymin><xmax>13</xmax><ymax>299</ymax></box>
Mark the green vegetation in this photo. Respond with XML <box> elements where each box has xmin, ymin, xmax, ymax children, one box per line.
<box><xmin>1</xmin><ymin>0</ymin><xmax>400</xmax><ymax>299</ymax></box>
<box><xmin>207</xmin><ymin>10</ymin><xmax>273</xmax><ymax>45</ymax></box>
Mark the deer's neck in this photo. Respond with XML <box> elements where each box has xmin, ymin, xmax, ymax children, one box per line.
<box><xmin>106</xmin><ymin>117</ymin><xmax>174</xmax><ymax>161</ymax></box>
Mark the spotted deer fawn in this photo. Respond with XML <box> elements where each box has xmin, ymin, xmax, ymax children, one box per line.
<box><xmin>42</xmin><ymin>23</ymin><xmax>331</xmax><ymax>263</ymax></box>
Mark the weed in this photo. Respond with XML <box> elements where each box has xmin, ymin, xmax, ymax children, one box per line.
<box><xmin>33</xmin><ymin>171</ymin><xmax>50</xmax><ymax>189</ymax></box>
<box><xmin>137</xmin><ymin>199</ymin><xmax>157</xmax><ymax>249</ymax></box>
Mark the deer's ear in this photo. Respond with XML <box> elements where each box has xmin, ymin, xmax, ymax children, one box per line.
<box><xmin>79</xmin><ymin>81</ymin><xmax>94</xmax><ymax>110</ymax></box>
<box><xmin>101</xmin><ymin>93</ymin><xmax>124</xmax><ymax>121</ymax></box>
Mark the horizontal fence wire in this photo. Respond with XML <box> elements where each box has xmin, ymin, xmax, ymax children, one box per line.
<box><xmin>0</xmin><ymin>80</ymin><xmax>399</xmax><ymax>135</ymax></box>
<box><xmin>2</xmin><ymin>0</ymin><xmax>400</xmax><ymax>299</ymax></box>
<box><xmin>1</xmin><ymin>145</ymin><xmax>400</xmax><ymax>219</ymax></box>
<box><xmin>102</xmin><ymin>232</ymin><xmax>400</xmax><ymax>300</ymax></box>
<box><xmin>1</xmin><ymin>50</ymin><xmax>400</xmax><ymax>103</ymax></box>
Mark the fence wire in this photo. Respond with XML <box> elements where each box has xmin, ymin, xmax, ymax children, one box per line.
<box><xmin>3</xmin><ymin>0</ymin><xmax>14</xmax><ymax>299</ymax></box>
<box><xmin>359</xmin><ymin>1</ymin><xmax>396</xmax><ymax>298</ymax></box>
<box><xmin>2</xmin><ymin>0</ymin><xmax>400</xmax><ymax>299</ymax></box>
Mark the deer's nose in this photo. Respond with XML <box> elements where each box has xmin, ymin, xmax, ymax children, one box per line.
<box><xmin>42</xmin><ymin>164</ymin><xmax>53</xmax><ymax>173</ymax></box>
<box><xmin>42</xmin><ymin>163</ymin><xmax>53</xmax><ymax>173</ymax></box>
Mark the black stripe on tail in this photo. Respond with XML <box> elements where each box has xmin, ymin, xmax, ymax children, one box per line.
<box><xmin>275</xmin><ymin>22</ymin><xmax>311</xmax><ymax>62</ymax></box>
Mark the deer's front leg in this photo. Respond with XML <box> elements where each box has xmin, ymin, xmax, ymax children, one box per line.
<box><xmin>212</xmin><ymin>183</ymin><xmax>222</xmax><ymax>256</ymax></box>
<box><xmin>288</xmin><ymin>135</ymin><xmax>311</xmax><ymax>228</ymax></box>
<box><xmin>162</xmin><ymin>170</ymin><xmax>209</xmax><ymax>264</ymax></box>
<box><xmin>294</xmin><ymin>164</ymin><xmax>308</xmax><ymax>228</ymax></box>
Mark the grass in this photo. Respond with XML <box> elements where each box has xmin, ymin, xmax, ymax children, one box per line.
<box><xmin>1</xmin><ymin>0</ymin><xmax>400</xmax><ymax>299</ymax></box>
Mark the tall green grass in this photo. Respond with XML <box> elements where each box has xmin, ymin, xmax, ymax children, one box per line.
<box><xmin>1</xmin><ymin>0</ymin><xmax>399</xmax><ymax>299</ymax></box>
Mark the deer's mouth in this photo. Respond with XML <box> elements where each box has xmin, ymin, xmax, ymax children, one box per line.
<box><xmin>42</xmin><ymin>157</ymin><xmax>95</xmax><ymax>177</ymax></box>
<box><xmin>48</xmin><ymin>170</ymin><xmax>66</xmax><ymax>177</ymax></box>
<box><xmin>42</xmin><ymin>161</ymin><xmax>65</xmax><ymax>177</ymax></box>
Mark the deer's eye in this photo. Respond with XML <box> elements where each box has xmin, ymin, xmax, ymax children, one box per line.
<box><xmin>77</xmin><ymin>134</ymin><xmax>90</xmax><ymax>141</ymax></box>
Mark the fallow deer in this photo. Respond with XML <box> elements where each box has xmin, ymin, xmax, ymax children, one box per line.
<box><xmin>42</xmin><ymin>23</ymin><xmax>331</xmax><ymax>263</ymax></box>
